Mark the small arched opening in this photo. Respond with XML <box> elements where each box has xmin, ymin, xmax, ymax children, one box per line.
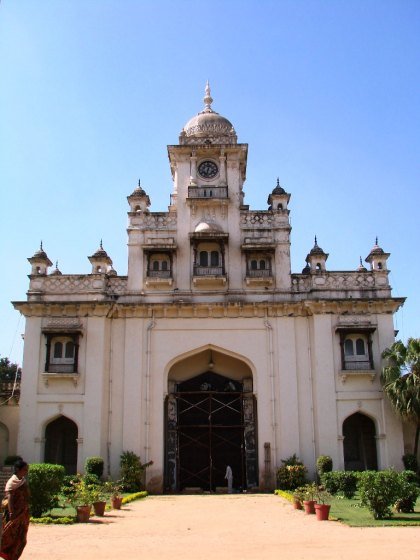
<box><xmin>343</xmin><ymin>412</ymin><xmax>378</xmax><ymax>471</ymax></box>
<box><xmin>44</xmin><ymin>415</ymin><xmax>78</xmax><ymax>474</ymax></box>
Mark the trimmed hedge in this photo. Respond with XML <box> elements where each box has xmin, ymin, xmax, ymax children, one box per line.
<box><xmin>85</xmin><ymin>456</ymin><xmax>104</xmax><ymax>479</ymax></box>
<box><xmin>316</xmin><ymin>455</ymin><xmax>333</xmax><ymax>477</ymax></box>
<box><xmin>358</xmin><ymin>469</ymin><xmax>402</xmax><ymax>519</ymax></box>
<box><xmin>28</xmin><ymin>463</ymin><xmax>66</xmax><ymax>517</ymax></box>
<box><xmin>321</xmin><ymin>471</ymin><xmax>358</xmax><ymax>498</ymax></box>
<box><xmin>122</xmin><ymin>491</ymin><xmax>148</xmax><ymax>504</ymax></box>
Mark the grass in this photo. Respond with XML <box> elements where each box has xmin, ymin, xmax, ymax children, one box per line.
<box><xmin>275</xmin><ymin>490</ymin><xmax>420</xmax><ymax>527</ymax></box>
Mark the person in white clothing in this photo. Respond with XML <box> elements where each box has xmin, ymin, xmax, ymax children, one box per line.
<box><xmin>225</xmin><ymin>465</ymin><xmax>233</xmax><ymax>494</ymax></box>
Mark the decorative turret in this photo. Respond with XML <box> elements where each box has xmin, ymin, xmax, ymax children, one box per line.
<box><xmin>305</xmin><ymin>236</ymin><xmax>328</xmax><ymax>272</ymax></box>
<box><xmin>267</xmin><ymin>178</ymin><xmax>290</xmax><ymax>211</ymax></box>
<box><xmin>357</xmin><ymin>256</ymin><xmax>367</xmax><ymax>272</ymax></box>
<box><xmin>28</xmin><ymin>242</ymin><xmax>53</xmax><ymax>275</ymax></box>
<box><xmin>127</xmin><ymin>180</ymin><xmax>151</xmax><ymax>213</ymax></box>
<box><xmin>365</xmin><ymin>237</ymin><xmax>390</xmax><ymax>271</ymax></box>
<box><xmin>49</xmin><ymin>261</ymin><xmax>63</xmax><ymax>276</ymax></box>
<box><xmin>88</xmin><ymin>241</ymin><xmax>113</xmax><ymax>274</ymax></box>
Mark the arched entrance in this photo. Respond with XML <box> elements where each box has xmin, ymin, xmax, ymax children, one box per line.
<box><xmin>165</xmin><ymin>349</ymin><xmax>257</xmax><ymax>492</ymax></box>
<box><xmin>44</xmin><ymin>415</ymin><xmax>78</xmax><ymax>474</ymax></box>
<box><xmin>343</xmin><ymin>412</ymin><xmax>378</xmax><ymax>471</ymax></box>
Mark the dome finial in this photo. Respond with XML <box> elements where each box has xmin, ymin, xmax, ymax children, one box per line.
<box><xmin>40</xmin><ymin>240</ymin><xmax>43</xmax><ymax>251</ymax></box>
<box><xmin>100</xmin><ymin>239</ymin><xmax>103</xmax><ymax>249</ymax></box>
<box><xmin>203</xmin><ymin>80</ymin><xmax>213</xmax><ymax>112</ymax></box>
<box><xmin>314</xmin><ymin>235</ymin><xmax>318</xmax><ymax>246</ymax></box>
<box><xmin>138</xmin><ymin>179</ymin><xmax>141</xmax><ymax>188</ymax></box>
<box><xmin>375</xmin><ymin>236</ymin><xmax>378</xmax><ymax>246</ymax></box>
<box><xmin>276</xmin><ymin>177</ymin><xmax>280</xmax><ymax>187</ymax></box>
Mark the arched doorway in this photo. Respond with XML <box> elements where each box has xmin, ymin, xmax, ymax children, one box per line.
<box><xmin>165</xmin><ymin>350</ymin><xmax>257</xmax><ymax>492</ymax></box>
<box><xmin>343</xmin><ymin>412</ymin><xmax>378</xmax><ymax>471</ymax></box>
<box><xmin>44</xmin><ymin>415</ymin><xmax>78</xmax><ymax>474</ymax></box>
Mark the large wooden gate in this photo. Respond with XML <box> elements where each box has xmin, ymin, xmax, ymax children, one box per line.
<box><xmin>165</xmin><ymin>372</ymin><xmax>257</xmax><ymax>492</ymax></box>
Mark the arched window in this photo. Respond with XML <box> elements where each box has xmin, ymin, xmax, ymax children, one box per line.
<box><xmin>199</xmin><ymin>251</ymin><xmax>208</xmax><ymax>266</ymax></box>
<box><xmin>210</xmin><ymin>251</ymin><xmax>219</xmax><ymax>266</ymax></box>
<box><xmin>65</xmin><ymin>341</ymin><xmax>75</xmax><ymax>359</ymax></box>
<box><xmin>377</xmin><ymin>262</ymin><xmax>383</xmax><ymax>270</ymax></box>
<box><xmin>356</xmin><ymin>338</ymin><xmax>366</xmax><ymax>355</ymax></box>
<box><xmin>162</xmin><ymin>260</ymin><xmax>168</xmax><ymax>271</ymax></box>
<box><xmin>53</xmin><ymin>341</ymin><xmax>63</xmax><ymax>359</ymax></box>
<box><xmin>344</xmin><ymin>339</ymin><xmax>354</xmax><ymax>356</ymax></box>
<box><xmin>259</xmin><ymin>260</ymin><xmax>266</xmax><ymax>270</ymax></box>
<box><xmin>251</xmin><ymin>260</ymin><xmax>257</xmax><ymax>270</ymax></box>
<box><xmin>152</xmin><ymin>260</ymin><xmax>159</xmax><ymax>271</ymax></box>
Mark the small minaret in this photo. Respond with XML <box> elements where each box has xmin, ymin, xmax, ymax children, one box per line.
<box><xmin>305</xmin><ymin>236</ymin><xmax>328</xmax><ymax>272</ymax></box>
<box><xmin>88</xmin><ymin>241</ymin><xmax>113</xmax><ymax>274</ymax></box>
<box><xmin>49</xmin><ymin>261</ymin><xmax>62</xmax><ymax>276</ymax></box>
<box><xmin>28</xmin><ymin>242</ymin><xmax>52</xmax><ymax>275</ymax></box>
<box><xmin>357</xmin><ymin>256</ymin><xmax>367</xmax><ymax>272</ymax></box>
<box><xmin>127</xmin><ymin>180</ymin><xmax>151</xmax><ymax>213</ymax></box>
<box><xmin>267</xmin><ymin>178</ymin><xmax>290</xmax><ymax>212</ymax></box>
<box><xmin>365</xmin><ymin>237</ymin><xmax>390</xmax><ymax>271</ymax></box>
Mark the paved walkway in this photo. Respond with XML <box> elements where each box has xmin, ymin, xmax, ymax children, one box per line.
<box><xmin>22</xmin><ymin>494</ymin><xmax>419</xmax><ymax>560</ymax></box>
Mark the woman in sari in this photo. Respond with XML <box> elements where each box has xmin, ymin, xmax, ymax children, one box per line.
<box><xmin>0</xmin><ymin>459</ymin><xmax>30</xmax><ymax>560</ymax></box>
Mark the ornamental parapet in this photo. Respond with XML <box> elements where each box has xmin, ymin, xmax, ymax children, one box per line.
<box><xmin>240</xmin><ymin>211</ymin><xmax>289</xmax><ymax>229</ymax></box>
<box><xmin>27</xmin><ymin>274</ymin><xmax>128</xmax><ymax>300</ymax></box>
<box><xmin>291</xmin><ymin>271</ymin><xmax>391</xmax><ymax>296</ymax></box>
<box><xmin>128</xmin><ymin>212</ymin><xmax>177</xmax><ymax>230</ymax></box>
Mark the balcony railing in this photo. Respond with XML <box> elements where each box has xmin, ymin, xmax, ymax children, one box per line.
<box><xmin>47</xmin><ymin>363</ymin><xmax>77</xmax><ymax>373</ymax></box>
<box><xmin>193</xmin><ymin>266</ymin><xmax>225</xmax><ymax>276</ymax></box>
<box><xmin>246</xmin><ymin>269</ymin><xmax>272</xmax><ymax>278</ymax></box>
<box><xmin>188</xmin><ymin>186</ymin><xmax>228</xmax><ymax>199</ymax></box>
<box><xmin>343</xmin><ymin>360</ymin><xmax>372</xmax><ymax>371</ymax></box>
<box><xmin>147</xmin><ymin>270</ymin><xmax>172</xmax><ymax>278</ymax></box>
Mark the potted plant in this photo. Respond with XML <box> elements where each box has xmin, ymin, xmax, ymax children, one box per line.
<box><xmin>104</xmin><ymin>480</ymin><xmax>124</xmax><ymax>510</ymax></box>
<box><xmin>302</xmin><ymin>482</ymin><xmax>317</xmax><ymax>514</ymax></box>
<box><xmin>68</xmin><ymin>478</ymin><xmax>96</xmax><ymax>522</ymax></box>
<box><xmin>314</xmin><ymin>486</ymin><xmax>332</xmax><ymax>521</ymax></box>
<box><xmin>91</xmin><ymin>483</ymin><xmax>107</xmax><ymax>516</ymax></box>
<box><xmin>292</xmin><ymin>487</ymin><xmax>305</xmax><ymax>510</ymax></box>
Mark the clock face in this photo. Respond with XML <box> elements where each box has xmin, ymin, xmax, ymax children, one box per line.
<box><xmin>198</xmin><ymin>160</ymin><xmax>218</xmax><ymax>179</ymax></box>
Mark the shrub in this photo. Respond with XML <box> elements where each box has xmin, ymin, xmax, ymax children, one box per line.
<box><xmin>402</xmin><ymin>453</ymin><xmax>418</xmax><ymax>473</ymax></box>
<box><xmin>85</xmin><ymin>456</ymin><xmax>104</xmax><ymax>479</ymax></box>
<box><xmin>28</xmin><ymin>463</ymin><xmax>65</xmax><ymax>517</ymax></box>
<box><xmin>321</xmin><ymin>471</ymin><xmax>358</xmax><ymax>498</ymax></box>
<box><xmin>358</xmin><ymin>469</ymin><xmax>401</xmax><ymax>520</ymax></box>
<box><xmin>316</xmin><ymin>455</ymin><xmax>333</xmax><ymax>477</ymax></box>
<box><xmin>276</xmin><ymin>455</ymin><xmax>307</xmax><ymax>490</ymax></box>
<box><xmin>120</xmin><ymin>451</ymin><xmax>153</xmax><ymax>492</ymax></box>
<box><xmin>394</xmin><ymin>471</ymin><xmax>419</xmax><ymax>513</ymax></box>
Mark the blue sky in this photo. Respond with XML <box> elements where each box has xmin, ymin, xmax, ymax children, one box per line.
<box><xmin>0</xmin><ymin>0</ymin><xmax>419</xmax><ymax>364</ymax></box>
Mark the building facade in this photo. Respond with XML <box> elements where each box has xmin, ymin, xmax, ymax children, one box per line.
<box><xmin>13</xmin><ymin>85</ymin><xmax>405</xmax><ymax>492</ymax></box>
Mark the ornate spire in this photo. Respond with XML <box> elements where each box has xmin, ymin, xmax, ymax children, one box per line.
<box><xmin>203</xmin><ymin>81</ymin><xmax>213</xmax><ymax>113</ymax></box>
<box><xmin>314</xmin><ymin>235</ymin><xmax>318</xmax><ymax>247</ymax></box>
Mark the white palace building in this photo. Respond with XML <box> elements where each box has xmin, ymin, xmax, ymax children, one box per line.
<box><xmin>9</xmin><ymin>84</ymin><xmax>406</xmax><ymax>492</ymax></box>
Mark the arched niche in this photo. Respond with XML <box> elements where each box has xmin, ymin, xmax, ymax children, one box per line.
<box><xmin>44</xmin><ymin>415</ymin><xmax>78</xmax><ymax>474</ymax></box>
<box><xmin>343</xmin><ymin>412</ymin><xmax>378</xmax><ymax>471</ymax></box>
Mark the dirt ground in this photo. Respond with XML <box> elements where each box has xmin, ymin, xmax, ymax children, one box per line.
<box><xmin>22</xmin><ymin>494</ymin><xmax>419</xmax><ymax>560</ymax></box>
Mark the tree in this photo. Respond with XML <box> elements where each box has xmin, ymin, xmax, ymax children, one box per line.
<box><xmin>381</xmin><ymin>338</ymin><xmax>420</xmax><ymax>456</ymax></box>
<box><xmin>0</xmin><ymin>356</ymin><xmax>21</xmax><ymax>382</ymax></box>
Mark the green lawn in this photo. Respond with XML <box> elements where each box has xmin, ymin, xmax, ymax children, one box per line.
<box><xmin>329</xmin><ymin>494</ymin><xmax>420</xmax><ymax>527</ymax></box>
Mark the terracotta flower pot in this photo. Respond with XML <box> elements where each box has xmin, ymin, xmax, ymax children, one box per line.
<box><xmin>315</xmin><ymin>503</ymin><xmax>331</xmax><ymax>521</ymax></box>
<box><xmin>93</xmin><ymin>500</ymin><xmax>107</xmax><ymax>516</ymax></box>
<box><xmin>111</xmin><ymin>496</ymin><xmax>123</xmax><ymax>510</ymax></box>
<box><xmin>76</xmin><ymin>505</ymin><xmax>92</xmax><ymax>522</ymax></box>
<box><xmin>293</xmin><ymin>499</ymin><xmax>303</xmax><ymax>510</ymax></box>
<box><xmin>303</xmin><ymin>500</ymin><xmax>316</xmax><ymax>514</ymax></box>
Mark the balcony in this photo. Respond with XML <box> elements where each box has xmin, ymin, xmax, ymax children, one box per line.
<box><xmin>339</xmin><ymin>360</ymin><xmax>376</xmax><ymax>383</ymax></box>
<box><xmin>245</xmin><ymin>268</ymin><xmax>273</xmax><ymax>287</ymax></box>
<box><xmin>145</xmin><ymin>269</ymin><xmax>173</xmax><ymax>288</ymax></box>
<box><xmin>193</xmin><ymin>266</ymin><xmax>227</xmax><ymax>287</ymax></box>
<box><xmin>188</xmin><ymin>186</ymin><xmax>228</xmax><ymax>199</ymax></box>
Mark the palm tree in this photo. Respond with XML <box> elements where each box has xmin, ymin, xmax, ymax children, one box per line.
<box><xmin>381</xmin><ymin>338</ymin><xmax>420</xmax><ymax>456</ymax></box>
